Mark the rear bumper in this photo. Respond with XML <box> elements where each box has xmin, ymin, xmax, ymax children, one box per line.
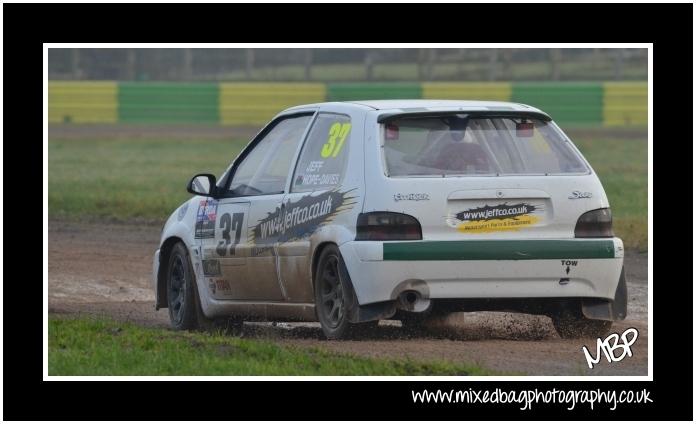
<box><xmin>339</xmin><ymin>238</ymin><xmax>624</xmax><ymax>306</ymax></box>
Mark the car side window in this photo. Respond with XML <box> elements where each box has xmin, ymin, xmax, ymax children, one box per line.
<box><xmin>228</xmin><ymin>114</ymin><xmax>312</xmax><ymax>196</ymax></box>
<box><xmin>291</xmin><ymin>113</ymin><xmax>352</xmax><ymax>193</ymax></box>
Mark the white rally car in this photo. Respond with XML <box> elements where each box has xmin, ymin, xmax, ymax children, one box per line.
<box><xmin>153</xmin><ymin>100</ymin><xmax>627</xmax><ymax>339</ymax></box>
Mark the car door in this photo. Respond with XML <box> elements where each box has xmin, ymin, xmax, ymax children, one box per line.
<box><xmin>277</xmin><ymin>112</ymin><xmax>354</xmax><ymax>302</ymax></box>
<box><xmin>201</xmin><ymin>112</ymin><xmax>314</xmax><ymax>301</ymax></box>
<box><xmin>196</xmin><ymin>197</ymin><xmax>251</xmax><ymax>300</ymax></box>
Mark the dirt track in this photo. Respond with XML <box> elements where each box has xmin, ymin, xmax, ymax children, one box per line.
<box><xmin>48</xmin><ymin>219</ymin><xmax>649</xmax><ymax>376</ymax></box>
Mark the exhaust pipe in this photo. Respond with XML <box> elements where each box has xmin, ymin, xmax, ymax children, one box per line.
<box><xmin>398</xmin><ymin>290</ymin><xmax>431</xmax><ymax>313</ymax></box>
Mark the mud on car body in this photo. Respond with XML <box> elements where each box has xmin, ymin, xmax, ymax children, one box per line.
<box><xmin>153</xmin><ymin>100</ymin><xmax>627</xmax><ymax>339</ymax></box>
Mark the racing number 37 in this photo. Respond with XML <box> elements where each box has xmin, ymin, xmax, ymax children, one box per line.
<box><xmin>216</xmin><ymin>212</ymin><xmax>244</xmax><ymax>256</ymax></box>
<box><xmin>321</xmin><ymin>122</ymin><xmax>351</xmax><ymax>158</ymax></box>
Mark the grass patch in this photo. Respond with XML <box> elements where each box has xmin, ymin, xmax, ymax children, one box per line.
<box><xmin>48</xmin><ymin>132</ymin><xmax>647</xmax><ymax>249</ymax></box>
<box><xmin>48</xmin><ymin>137</ymin><xmax>244</xmax><ymax>221</ymax></box>
<box><xmin>48</xmin><ymin>316</ymin><xmax>495</xmax><ymax>376</ymax></box>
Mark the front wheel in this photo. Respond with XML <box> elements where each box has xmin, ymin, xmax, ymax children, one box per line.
<box><xmin>166</xmin><ymin>242</ymin><xmax>208</xmax><ymax>331</ymax></box>
<box><xmin>314</xmin><ymin>245</ymin><xmax>358</xmax><ymax>340</ymax></box>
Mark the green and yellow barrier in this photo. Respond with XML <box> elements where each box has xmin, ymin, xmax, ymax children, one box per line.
<box><xmin>512</xmin><ymin>82</ymin><xmax>604</xmax><ymax>126</ymax></box>
<box><xmin>48</xmin><ymin>81</ymin><xmax>118</xmax><ymax>123</ymax></box>
<box><xmin>118</xmin><ymin>82</ymin><xmax>219</xmax><ymax>124</ymax></box>
<box><xmin>603</xmin><ymin>82</ymin><xmax>648</xmax><ymax>126</ymax></box>
<box><xmin>422</xmin><ymin>82</ymin><xmax>511</xmax><ymax>101</ymax></box>
<box><xmin>327</xmin><ymin>82</ymin><xmax>421</xmax><ymax>101</ymax></box>
<box><xmin>47</xmin><ymin>81</ymin><xmax>648</xmax><ymax>127</ymax></box>
<box><xmin>220</xmin><ymin>83</ymin><xmax>325</xmax><ymax>126</ymax></box>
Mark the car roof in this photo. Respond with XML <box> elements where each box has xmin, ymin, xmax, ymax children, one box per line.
<box><xmin>285</xmin><ymin>99</ymin><xmax>549</xmax><ymax>117</ymax></box>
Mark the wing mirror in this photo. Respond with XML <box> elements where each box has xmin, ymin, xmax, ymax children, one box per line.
<box><xmin>187</xmin><ymin>173</ymin><xmax>217</xmax><ymax>197</ymax></box>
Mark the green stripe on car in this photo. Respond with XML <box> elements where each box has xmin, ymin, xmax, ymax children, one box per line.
<box><xmin>382</xmin><ymin>239</ymin><xmax>615</xmax><ymax>261</ymax></box>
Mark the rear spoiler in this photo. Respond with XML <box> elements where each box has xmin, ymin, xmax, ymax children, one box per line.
<box><xmin>376</xmin><ymin>110</ymin><xmax>552</xmax><ymax>123</ymax></box>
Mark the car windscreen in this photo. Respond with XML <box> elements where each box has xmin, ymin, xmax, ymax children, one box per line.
<box><xmin>381</xmin><ymin>115</ymin><xmax>589</xmax><ymax>177</ymax></box>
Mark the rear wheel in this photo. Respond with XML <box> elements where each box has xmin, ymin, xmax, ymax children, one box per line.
<box><xmin>552</xmin><ymin>310</ymin><xmax>612</xmax><ymax>339</ymax></box>
<box><xmin>166</xmin><ymin>242</ymin><xmax>209</xmax><ymax>331</ymax></box>
<box><xmin>314</xmin><ymin>245</ymin><xmax>358</xmax><ymax>340</ymax></box>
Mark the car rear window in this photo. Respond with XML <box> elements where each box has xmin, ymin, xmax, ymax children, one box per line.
<box><xmin>381</xmin><ymin>115</ymin><xmax>589</xmax><ymax>177</ymax></box>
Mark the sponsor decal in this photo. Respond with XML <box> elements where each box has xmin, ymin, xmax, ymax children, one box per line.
<box><xmin>202</xmin><ymin>259</ymin><xmax>221</xmax><ymax>276</ymax></box>
<box><xmin>249</xmin><ymin>188</ymin><xmax>357</xmax><ymax>254</ymax></box>
<box><xmin>450</xmin><ymin>202</ymin><xmax>542</xmax><ymax>233</ymax></box>
<box><xmin>215</xmin><ymin>279</ymin><xmax>231</xmax><ymax>292</ymax></box>
<box><xmin>393</xmin><ymin>193</ymin><xmax>430</xmax><ymax>202</ymax></box>
<box><xmin>195</xmin><ymin>199</ymin><xmax>218</xmax><ymax>239</ymax></box>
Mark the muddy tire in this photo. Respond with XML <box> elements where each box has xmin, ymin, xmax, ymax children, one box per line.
<box><xmin>314</xmin><ymin>245</ymin><xmax>358</xmax><ymax>340</ymax></box>
<box><xmin>552</xmin><ymin>311</ymin><xmax>613</xmax><ymax>339</ymax></box>
<box><xmin>166</xmin><ymin>242</ymin><xmax>209</xmax><ymax>331</ymax></box>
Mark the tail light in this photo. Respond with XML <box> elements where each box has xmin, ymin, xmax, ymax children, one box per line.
<box><xmin>574</xmin><ymin>208</ymin><xmax>613</xmax><ymax>238</ymax></box>
<box><xmin>356</xmin><ymin>212</ymin><xmax>422</xmax><ymax>241</ymax></box>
